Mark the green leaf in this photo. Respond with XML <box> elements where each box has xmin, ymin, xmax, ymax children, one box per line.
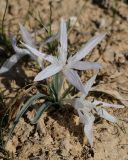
<box><xmin>52</xmin><ymin>72</ymin><xmax>64</xmax><ymax>101</ymax></box>
<box><xmin>61</xmin><ymin>85</ymin><xmax>73</xmax><ymax>99</ymax></box>
<box><xmin>53</xmin><ymin>73</ymin><xmax>59</xmax><ymax>95</ymax></box>
<box><xmin>8</xmin><ymin>93</ymin><xmax>47</xmax><ymax>140</ymax></box>
<box><xmin>49</xmin><ymin>85</ymin><xmax>57</xmax><ymax>102</ymax></box>
<box><xmin>30</xmin><ymin>102</ymin><xmax>53</xmax><ymax>124</ymax></box>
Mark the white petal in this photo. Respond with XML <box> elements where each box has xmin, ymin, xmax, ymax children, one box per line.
<box><xmin>11</xmin><ymin>37</ymin><xmax>30</xmax><ymax>55</ymax></box>
<box><xmin>83</xmin><ymin>100</ymin><xmax>96</xmax><ymax>112</ymax></box>
<box><xmin>93</xmin><ymin>100</ymin><xmax>124</xmax><ymax>109</ymax></box>
<box><xmin>70</xmin><ymin>61</ymin><xmax>101</xmax><ymax>70</ymax></box>
<box><xmin>63</xmin><ymin>68</ymin><xmax>85</xmax><ymax>93</ymax></box>
<box><xmin>74</xmin><ymin>98</ymin><xmax>94</xmax><ymax>113</ymax></box>
<box><xmin>70</xmin><ymin>33</ymin><xmax>106</xmax><ymax>62</ymax></box>
<box><xmin>96</xmin><ymin>107</ymin><xmax>117</xmax><ymax>123</ymax></box>
<box><xmin>73</xmin><ymin>98</ymin><xmax>85</xmax><ymax>110</ymax></box>
<box><xmin>34</xmin><ymin>64</ymin><xmax>62</xmax><ymax>81</ymax></box>
<box><xmin>80</xmin><ymin>74</ymin><xmax>97</xmax><ymax>99</ymax></box>
<box><xmin>0</xmin><ymin>54</ymin><xmax>24</xmax><ymax>73</ymax></box>
<box><xmin>23</xmin><ymin>43</ymin><xmax>58</xmax><ymax>63</ymax></box>
<box><xmin>19</xmin><ymin>23</ymin><xmax>36</xmax><ymax>47</ymax></box>
<box><xmin>58</xmin><ymin>18</ymin><xmax>67</xmax><ymax>63</ymax></box>
<box><xmin>78</xmin><ymin>111</ymin><xmax>95</xmax><ymax>147</ymax></box>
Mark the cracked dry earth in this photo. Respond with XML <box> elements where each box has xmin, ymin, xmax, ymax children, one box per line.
<box><xmin>0</xmin><ymin>0</ymin><xmax>128</xmax><ymax>160</ymax></box>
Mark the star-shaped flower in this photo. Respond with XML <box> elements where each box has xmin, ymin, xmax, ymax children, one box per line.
<box><xmin>0</xmin><ymin>24</ymin><xmax>43</xmax><ymax>74</ymax></box>
<box><xmin>73</xmin><ymin>74</ymin><xmax>124</xmax><ymax>146</ymax></box>
<box><xmin>24</xmin><ymin>18</ymin><xmax>106</xmax><ymax>94</ymax></box>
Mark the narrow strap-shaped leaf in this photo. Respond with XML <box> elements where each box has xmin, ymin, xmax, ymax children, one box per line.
<box><xmin>52</xmin><ymin>72</ymin><xmax>63</xmax><ymax>101</ymax></box>
<box><xmin>30</xmin><ymin>102</ymin><xmax>53</xmax><ymax>124</ymax></box>
<box><xmin>53</xmin><ymin>72</ymin><xmax>65</xmax><ymax>100</ymax></box>
<box><xmin>61</xmin><ymin>85</ymin><xmax>73</xmax><ymax>99</ymax></box>
<box><xmin>48</xmin><ymin>84</ymin><xmax>57</xmax><ymax>102</ymax></box>
<box><xmin>8</xmin><ymin>93</ymin><xmax>47</xmax><ymax>139</ymax></box>
<box><xmin>53</xmin><ymin>73</ymin><xmax>59</xmax><ymax>96</ymax></box>
<box><xmin>14</xmin><ymin>93</ymin><xmax>47</xmax><ymax>122</ymax></box>
<box><xmin>51</xmin><ymin>83</ymin><xmax>58</xmax><ymax>101</ymax></box>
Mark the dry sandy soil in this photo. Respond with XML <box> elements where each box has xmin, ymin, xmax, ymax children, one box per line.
<box><xmin>0</xmin><ymin>0</ymin><xmax>128</xmax><ymax>160</ymax></box>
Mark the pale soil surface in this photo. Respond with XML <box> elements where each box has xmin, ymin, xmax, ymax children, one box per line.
<box><xmin>0</xmin><ymin>0</ymin><xmax>128</xmax><ymax>160</ymax></box>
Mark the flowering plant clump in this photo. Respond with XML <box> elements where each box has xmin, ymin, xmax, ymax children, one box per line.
<box><xmin>8</xmin><ymin>18</ymin><xmax>124</xmax><ymax>147</ymax></box>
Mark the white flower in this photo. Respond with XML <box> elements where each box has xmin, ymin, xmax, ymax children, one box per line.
<box><xmin>24</xmin><ymin>18</ymin><xmax>106</xmax><ymax>94</ymax></box>
<box><xmin>0</xmin><ymin>24</ymin><xmax>43</xmax><ymax>74</ymax></box>
<box><xmin>73</xmin><ymin>74</ymin><xmax>124</xmax><ymax>146</ymax></box>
